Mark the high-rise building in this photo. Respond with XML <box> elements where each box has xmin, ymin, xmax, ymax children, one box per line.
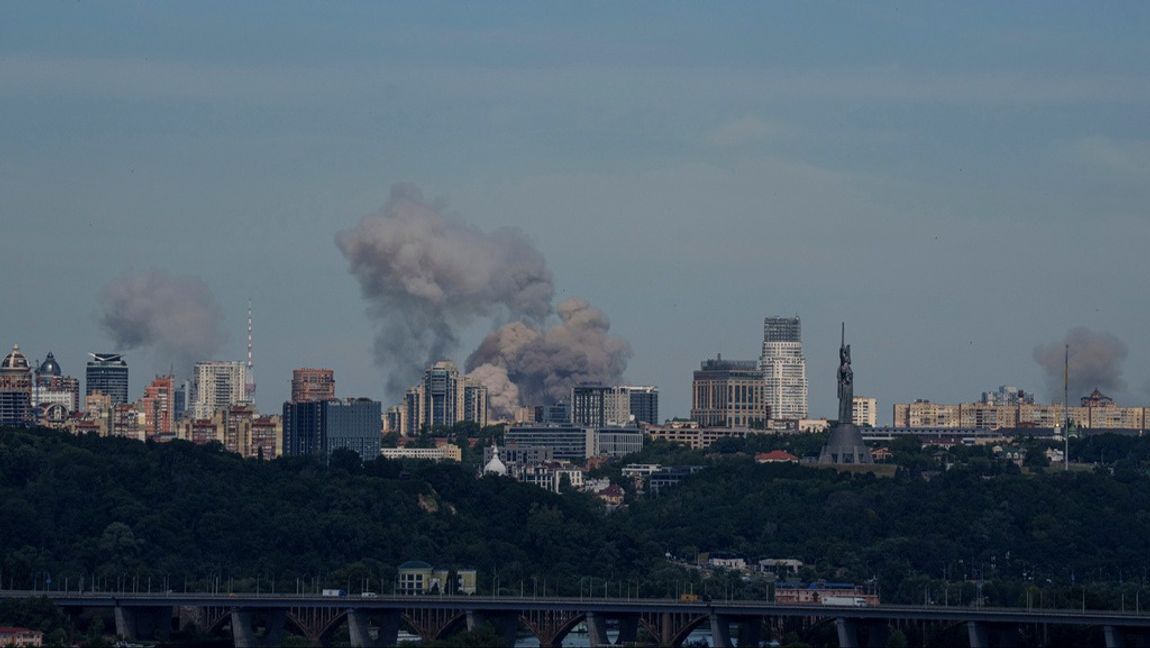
<box><xmin>691</xmin><ymin>355</ymin><xmax>768</xmax><ymax>428</ymax></box>
<box><xmin>571</xmin><ymin>384</ymin><xmax>613</xmax><ymax>427</ymax></box>
<box><xmin>623</xmin><ymin>386</ymin><xmax>659</xmax><ymax>425</ymax></box>
<box><xmin>760</xmin><ymin>316</ymin><xmax>808</xmax><ymax>421</ymax></box>
<box><xmin>291</xmin><ymin>368</ymin><xmax>336</xmax><ymax>403</ymax></box>
<box><xmin>0</xmin><ymin>345</ymin><xmax>33</xmax><ymax>427</ymax></box>
<box><xmin>173</xmin><ymin>380</ymin><xmax>191</xmax><ymax>421</ymax></box>
<box><xmin>852</xmin><ymin>396</ymin><xmax>877</xmax><ymax>427</ymax></box>
<box><xmin>400</xmin><ymin>361</ymin><xmax>488</xmax><ymax>435</ymax></box>
<box><xmin>534</xmin><ymin>402</ymin><xmax>571</xmax><ymax>425</ymax></box>
<box><xmin>283</xmin><ymin>398</ymin><xmax>382</xmax><ymax>460</ymax></box>
<box><xmin>86</xmin><ymin>353</ymin><xmax>129</xmax><ymax>405</ymax></box>
<box><xmin>572</xmin><ymin>385</ymin><xmax>659</xmax><ymax>426</ymax></box>
<box><xmin>33</xmin><ymin>352</ymin><xmax>80</xmax><ymax>415</ymax></box>
<box><xmin>139</xmin><ymin>375</ymin><xmax>174</xmax><ymax>439</ymax></box>
<box><xmin>980</xmin><ymin>385</ymin><xmax>1035</xmax><ymax>406</ymax></box>
<box><xmin>191</xmin><ymin>361</ymin><xmax>248</xmax><ymax>419</ymax></box>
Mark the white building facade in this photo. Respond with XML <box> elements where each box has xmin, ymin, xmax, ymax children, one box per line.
<box><xmin>760</xmin><ymin>317</ymin><xmax>808</xmax><ymax>421</ymax></box>
<box><xmin>192</xmin><ymin>361</ymin><xmax>248</xmax><ymax>420</ymax></box>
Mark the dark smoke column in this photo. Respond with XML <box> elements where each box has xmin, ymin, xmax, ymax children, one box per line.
<box><xmin>1033</xmin><ymin>327</ymin><xmax>1128</xmax><ymax>402</ymax></box>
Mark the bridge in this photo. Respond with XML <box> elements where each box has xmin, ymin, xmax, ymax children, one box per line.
<box><xmin>4</xmin><ymin>590</ymin><xmax>1150</xmax><ymax>647</ymax></box>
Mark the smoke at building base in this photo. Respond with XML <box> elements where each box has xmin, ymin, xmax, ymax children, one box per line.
<box><xmin>336</xmin><ymin>183</ymin><xmax>630</xmax><ymax>413</ymax></box>
<box><xmin>1033</xmin><ymin>327</ymin><xmax>1128</xmax><ymax>402</ymax></box>
<box><xmin>98</xmin><ymin>270</ymin><xmax>226</xmax><ymax>377</ymax></box>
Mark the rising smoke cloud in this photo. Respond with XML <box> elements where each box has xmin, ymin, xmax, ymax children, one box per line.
<box><xmin>99</xmin><ymin>270</ymin><xmax>225</xmax><ymax>375</ymax></box>
<box><xmin>337</xmin><ymin>184</ymin><xmax>631</xmax><ymax>412</ymax></box>
<box><xmin>466</xmin><ymin>298</ymin><xmax>632</xmax><ymax>416</ymax></box>
<box><xmin>1033</xmin><ymin>327</ymin><xmax>1128</xmax><ymax>402</ymax></box>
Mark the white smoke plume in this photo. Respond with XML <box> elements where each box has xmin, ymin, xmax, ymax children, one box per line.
<box><xmin>1033</xmin><ymin>327</ymin><xmax>1128</xmax><ymax>402</ymax></box>
<box><xmin>99</xmin><ymin>270</ymin><xmax>225</xmax><ymax>376</ymax></box>
<box><xmin>467</xmin><ymin>298</ymin><xmax>632</xmax><ymax>418</ymax></box>
<box><xmin>336</xmin><ymin>183</ymin><xmax>556</xmax><ymax>397</ymax></box>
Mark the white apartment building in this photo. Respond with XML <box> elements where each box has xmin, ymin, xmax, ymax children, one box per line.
<box><xmin>852</xmin><ymin>396</ymin><xmax>878</xmax><ymax>427</ymax></box>
<box><xmin>192</xmin><ymin>361</ymin><xmax>248</xmax><ymax>420</ymax></box>
<box><xmin>760</xmin><ymin>317</ymin><xmax>808</xmax><ymax>420</ymax></box>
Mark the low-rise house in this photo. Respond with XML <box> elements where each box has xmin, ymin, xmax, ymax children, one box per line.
<box><xmin>0</xmin><ymin>627</ymin><xmax>43</xmax><ymax>647</ymax></box>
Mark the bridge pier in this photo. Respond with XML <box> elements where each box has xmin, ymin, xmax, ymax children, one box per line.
<box><xmin>230</xmin><ymin>607</ymin><xmax>286</xmax><ymax>648</ymax></box>
<box><xmin>113</xmin><ymin>606</ymin><xmax>171</xmax><ymax>641</ymax></box>
<box><xmin>836</xmin><ymin>617</ymin><xmax>860</xmax><ymax>648</ymax></box>
<box><xmin>465</xmin><ymin>609</ymin><xmax>519</xmax><ymax>646</ymax></box>
<box><xmin>710</xmin><ymin>613</ymin><xmax>733</xmax><ymax>648</ymax></box>
<box><xmin>1104</xmin><ymin>625</ymin><xmax>1126</xmax><ymax>648</ymax></box>
<box><xmin>347</xmin><ymin>608</ymin><xmax>400</xmax><ymax>648</ymax></box>
<box><xmin>586</xmin><ymin>611</ymin><xmax>610</xmax><ymax>647</ymax></box>
<box><xmin>966</xmin><ymin>621</ymin><xmax>1020</xmax><ymax>648</ymax></box>
<box><xmin>736</xmin><ymin>616</ymin><xmax>763</xmax><ymax>648</ymax></box>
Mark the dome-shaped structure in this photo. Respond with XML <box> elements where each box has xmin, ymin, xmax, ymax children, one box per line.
<box><xmin>37</xmin><ymin>351</ymin><xmax>62</xmax><ymax>377</ymax></box>
<box><xmin>1</xmin><ymin>345</ymin><xmax>30</xmax><ymax>371</ymax></box>
<box><xmin>483</xmin><ymin>444</ymin><xmax>508</xmax><ymax>476</ymax></box>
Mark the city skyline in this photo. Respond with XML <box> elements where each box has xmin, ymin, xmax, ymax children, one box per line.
<box><xmin>2</xmin><ymin>4</ymin><xmax>1149</xmax><ymax>423</ymax></box>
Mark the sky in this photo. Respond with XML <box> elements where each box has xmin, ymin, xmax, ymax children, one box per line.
<box><xmin>2</xmin><ymin>2</ymin><xmax>1149</xmax><ymax>423</ymax></box>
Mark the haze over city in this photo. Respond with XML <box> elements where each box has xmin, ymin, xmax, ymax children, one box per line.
<box><xmin>2</xmin><ymin>3</ymin><xmax>1149</xmax><ymax>422</ymax></box>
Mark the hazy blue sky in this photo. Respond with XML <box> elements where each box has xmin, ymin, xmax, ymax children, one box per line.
<box><xmin>2</xmin><ymin>3</ymin><xmax>1148</xmax><ymax>422</ymax></box>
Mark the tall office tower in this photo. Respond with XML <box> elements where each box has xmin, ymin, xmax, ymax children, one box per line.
<box><xmin>191</xmin><ymin>361</ymin><xmax>248</xmax><ymax>419</ymax></box>
<box><xmin>86</xmin><ymin>353</ymin><xmax>129</xmax><ymax>405</ymax></box>
<box><xmin>283</xmin><ymin>398</ymin><xmax>382</xmax><ymax>460</ymax></box>
<box><xmin>0</xmin><ymin>345</ymin><xmax>33</xmax><ymax>427</ymax></box>
<box><xmin>980</xmin><ymin>385</ymin><xmax>1035</xmax><ymax>406</ymax></box>
<box><xmin>400</xmin><ymin>361</ymin><xmax>489</xmax><ymax>435</ymax></box>
<box><xmin>760</xmin><ymin>316</ymin><xmax>809</xmax><ymax>421</ymax></box>
<box><xmin>173</xmin><ymin>380</ymin><xmax>191</xmax><ymax>421</ymax></box>
<box><xmin>691</xmin><ymin>355</ymin><xmax>769</xmax><ymax>428</ymax></box>
<box><xmin>571</xmin><ymin>384</ymin><xmax>614</xmax><ymax>427</ymax></box>
<box><xmin>139</xmin><ymin>375</ymin><xmax>174</xmax><ymax>439</ymax></box>
<box><xmin>33</xmin><ymin>352</ymin><xmax>80</xmax><ymax>414</ymax></box>
<box><xmin>852</xmin><ymin>396</ymin><xmax>877</xmax><ymax>427</ymax></box>
<box><xmin>621</xmin><ymin>385</ymin><xmax>659</xmax><ymax>425</ymax></box>
<box><xmin>291</xmin><ymin>368</ymin><xmax>336</xmax><ymax>402</ymax></box>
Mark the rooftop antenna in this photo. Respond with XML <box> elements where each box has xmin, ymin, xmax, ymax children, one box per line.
<box><xmin>245</xmin><ymin>300</ymin><xmax>256</xmax><ymax>403</ymax></box>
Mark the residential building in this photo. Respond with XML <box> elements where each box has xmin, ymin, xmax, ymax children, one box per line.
<box><xmin>0</xmin><ymin>626</ymin><xmax>43</xmax><ymax>647</ymax></box>
<box><xmin>894</xmin><ymin>393</ymin><xmax>1148</xmax><ymax>432</ymax></box>
<box><xmin>981</xmin><ymin>385</ymin><xmax>1035</xmax><ymax>406</ymax></box>
<box><xmin>32</xmin><ymin>352</ymin><xmax>80</xmax><ymax>414</ymax></box>
<box><xmin>0</xmin><ymin>345</ymin><xmax>33</xmax><ymax>427</ymax></box>
<box><xmin>401</xmin><ymin>361</ymin><xmax>488</xmax><ymax>435</ymax></box>
<box><xmin>85</xmin><ymin>352</ymin><xmax>129</xmax><ymax>405</ymax></box>
<box><xmin>755</xmin><ymin>450</ymin><xmax>799</xmax><ymax>464</ymax></box>
<box><xmin>381</xmin><ymin>445</ymin><xmax>462</xmax><ymax>462</ymax></box>
<box><xmin>645</xmin><ymin>421</ymin><xmax>766</xmax><ymax>450</ymax></box>
<box><xmin>570</xmin><ymin>384</ymin><xmax>659</xmax><ymax>426</ymax></box>
<box><xmin>138</xmin><ymin>375</ymin><xmax>174</xmax><ymax>439</ymax></box>
<box><xmin>192</xmin><ymin>361</ymin><xmax>248</xmax><ymax>419</ymax></box>
<box><xmin>852</xmin><ymin>396</ymin><xmax>877</xmax><ymax>427</ymax></box>
<box><xmin>691</xmin><ymin>355</ymin><xmax>768</xmax><ymax>428</ymax></box>
<box><xmin>571</xmin><ymin>384</ymin><xmax>613</xmax><ymax>427</ymax></box>
<box><xmin>291</xmin><ymin>368</ymin><xmax>335</xmax><ymax>402</ymax></box>
<box><xmin>283</xmin><ymin>398</ymin><xmax>382</xmax><ymax>460</ymax></box>
<box><xmin>760</xmin><ymin>316</ymin><xmax>808</xmax><ymax>420</ymax></box>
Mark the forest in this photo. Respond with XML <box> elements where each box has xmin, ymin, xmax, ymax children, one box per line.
<box><xmin>3</xmin><ymin>426</ymin><xmax>1150</xmax><ymax>629</ymax></box>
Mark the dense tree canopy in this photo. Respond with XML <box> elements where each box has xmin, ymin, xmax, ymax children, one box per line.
<box><xmin>2</xmin><ymin>427</ymin><xmax>1148</xmax><ymax>622</ymax></box>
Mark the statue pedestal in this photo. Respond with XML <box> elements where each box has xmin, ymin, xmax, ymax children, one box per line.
<box><xmin>818</xmin><ymin>423</ymin><xmax>872</xmax><ymax>465</ymax></box>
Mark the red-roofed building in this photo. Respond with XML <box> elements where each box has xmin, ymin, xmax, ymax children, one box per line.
<box><xmin>596</xmin><ymin>484</ymin><xmax>625</xmax><ymax>507</ymax></box>
<box><xmin>755</xmin><ymin>450</ymin><xmax>799</xmax><ymax>464</ymax></box>
<box><xmin>0</xmin><ymin>627</ymin><xmax>43</xmax><ymax>647</ymax></box>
